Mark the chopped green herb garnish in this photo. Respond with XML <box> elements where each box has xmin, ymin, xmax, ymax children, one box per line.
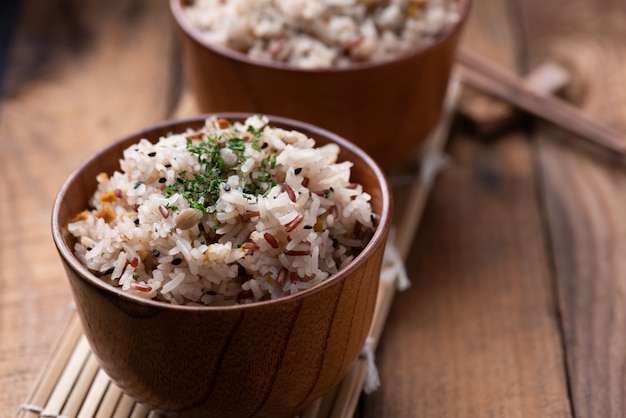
<box><xmin>247</xmin><ymin>124</ymin><xmax>263</xmax><ymax>138</ymax></box>
<box><xmin>165</xmin><ymin>124</ymin><xmax>278</xmax><ymax>212</ymax></box>
<box><xmin>227</xmin><ymin>137</ymin><xmax>245</xmax><ymax>152</ymax></box>
<box><xmin>251</xmin><ymin>140</ymin><xmax>262</xmax><ymax>151</ymax></box>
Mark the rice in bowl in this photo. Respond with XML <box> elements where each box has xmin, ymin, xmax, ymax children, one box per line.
<box><xmin>183</xmin><ymin>0</ymin><xmax>461</xmax><ymax>68</ymax></box>
<box><xmin>67</xmin><ymin>115</ymin><xmax>377</xmax><ymax>306</ymax></box>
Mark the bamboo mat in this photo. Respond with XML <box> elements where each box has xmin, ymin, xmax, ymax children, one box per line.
<box><xmin>16</xmin><ymin>79</ymin><xmax>459</xmax><ymax>418</ymax></box>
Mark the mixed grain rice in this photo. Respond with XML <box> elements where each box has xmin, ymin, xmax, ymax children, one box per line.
<box><xmin>183</xmin><ymin>0</ymin><xmax>461</xmax><ymax>68</ymax></box>
<box><xmin>67</xmin><ymin>115</ymin><xmax>377</xmax><ymax>306</ymax></box>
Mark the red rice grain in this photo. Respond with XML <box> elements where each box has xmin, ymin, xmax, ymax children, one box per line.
<box><xmin>264</xmin><ymin>232</ymin><xmax>279</xmax><ymax>248</ymax></box>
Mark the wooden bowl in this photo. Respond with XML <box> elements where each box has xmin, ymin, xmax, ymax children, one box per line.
<box><xmin>52</xmin><ymin>114</ymin><xmax>392</xmax><ymax>417</ymax></box>
<box><xmin>170</xmin><ymin>0</ymin><xmax>471</xmax><ymax>169</ymax></box>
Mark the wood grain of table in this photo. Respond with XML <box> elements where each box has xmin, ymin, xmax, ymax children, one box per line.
<box><xmin>3</xmin><ymin>0</ymin><xmax>626</xmax><ymax>416</ymax></box>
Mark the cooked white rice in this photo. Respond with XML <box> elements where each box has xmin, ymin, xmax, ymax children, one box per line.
<box><xmin>67</xmin><ymin>115</ymin><xmax>377</xmax><ymax>306</ymax></box>
<box><xmin>183</xmin><ymin>0</ymin><xmax>461</xmax><ymax>68</ymax></box>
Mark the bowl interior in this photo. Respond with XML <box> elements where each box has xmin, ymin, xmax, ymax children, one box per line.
<box><xmin>170</xmin><ymin>0</ymin><xmax>472</xmax><ymax>73</ymax></box>
<box><xmin>52</xmin><ymin>113</ymin><xmax>393</xmax><ymax>310</ymax></box>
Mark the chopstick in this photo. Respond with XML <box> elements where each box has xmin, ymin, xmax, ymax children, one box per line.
<box><xmin>456</xmin><ymin>49</ymin><xmax>626</xmax><ymax>156</ymax></box>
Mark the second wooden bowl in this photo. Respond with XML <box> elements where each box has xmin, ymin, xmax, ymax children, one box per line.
<box><xmin>170</xmin><ymin>0</ymin><xmax>471</xmax><ymax>170</ymax></box>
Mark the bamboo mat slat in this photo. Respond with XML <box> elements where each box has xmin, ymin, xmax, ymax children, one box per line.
<box><xmin>62</xmin><ymin>355</ymin><xmax>100</xmax><ymax>417</ymax></box>
<box><xmin>44</xmin><ymin>336</ymin><xmax>92</xmax><ymax>414</ymax></box>
<box><xmin>16</xmin><ymin>79</ymin><xmax>459</xmax><ymax>418</ymax></box>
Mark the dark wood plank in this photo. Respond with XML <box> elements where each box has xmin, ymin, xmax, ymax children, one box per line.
<box><xmin>519</xmin><ymin>0</ymin><xmax>626</xmax><ymax>416</ymax></box>
<box><xmin>362</xmin><ymin>0</ymin><xmax>573</xmax><ymax>416</ymax></box>
<box><xmin>0</xmin><ymin>0</ymin><xmax>180</xmax><ymax>412</ymax></box>
<box><xmin>363</xmin><ymin>132</ymin><xmax>572</xmax><ymax>417</ymax></box>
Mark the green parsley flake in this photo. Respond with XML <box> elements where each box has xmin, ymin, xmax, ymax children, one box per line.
<box><xmin>165</xmin><ymin>126</ymin><xmax>276</xmax><ymax>212</ymax></box>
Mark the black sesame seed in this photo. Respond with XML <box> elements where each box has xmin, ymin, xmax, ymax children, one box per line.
<box><xmin>164</xmin><ymin>162</ymin><xmax>172</xmax><ymax>168</ymax></box>
<box><xmin>207</xmin><ymin>290</ymin><xmax>217</xmax><ymax>295</ymax></box>
<box><xmin>134</xmin><ymin>218</ymin><xmax>140</xmax><ymax>225</ymax></box>
<box><xmin>294</xmin><ymin>167</ymin><xmax>302</xmax><ymax>175</ymax></box>
<box><xmin>159</xmin><ymin>177</ymin><xmax>167</xmax><ymax>183</ymax></box>
<box><xmin>261</xmin><ymin>142</ymin><xmax>268</xmax><ymax>149</ymax></box>
<box><xmin>303</xmin><ymin>225</ymin><xmax>313</xmax><ymax>229</ymax></box>
<box><xmin>86</xmin><ymin>247</ymin><xmax>93</xmax><ymax>251</ymax></box>
<box><xmin>223</xmin><ymin>183</ymin><xmax>231</xmax><ymax>191</ymax></box>
<box><xmin>153</xmin><ymin>249</ymin><xmax>160</xmax><ymax>257</ymax></box>
<box><xmin>172</xmin><ymin>257</ymin><xmax>182</xmax><ymax>265</ymax></box>
<box><xmin>332</xmin><ymin>238</ymin><xmax>339</xmax><ymax>248</ymax></box>
<box><xmin>103</xmin><ymin>268</ymin><xmax>115</xmax><ymax>276</ymax></box>
<box><xmin>148</xmin><ymin>151</ymin><xmax>157</xmax><ymax>157</ymax></box>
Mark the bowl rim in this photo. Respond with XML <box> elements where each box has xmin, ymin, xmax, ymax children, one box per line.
<box><xmin>52</xmin><ymin>113</ymin><xmax>393</xmax><ymax>312</ymax></box>
<box><xmin>169</xmin><ymin>0</ymin><xmax>472</xmax><ymax>74</ymax></box>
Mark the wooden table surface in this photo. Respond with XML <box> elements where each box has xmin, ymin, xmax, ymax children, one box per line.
<box><xmin>3</xmin><ymin>0</ymin><xmax>626</xmax><ymax>416</ymax></box>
